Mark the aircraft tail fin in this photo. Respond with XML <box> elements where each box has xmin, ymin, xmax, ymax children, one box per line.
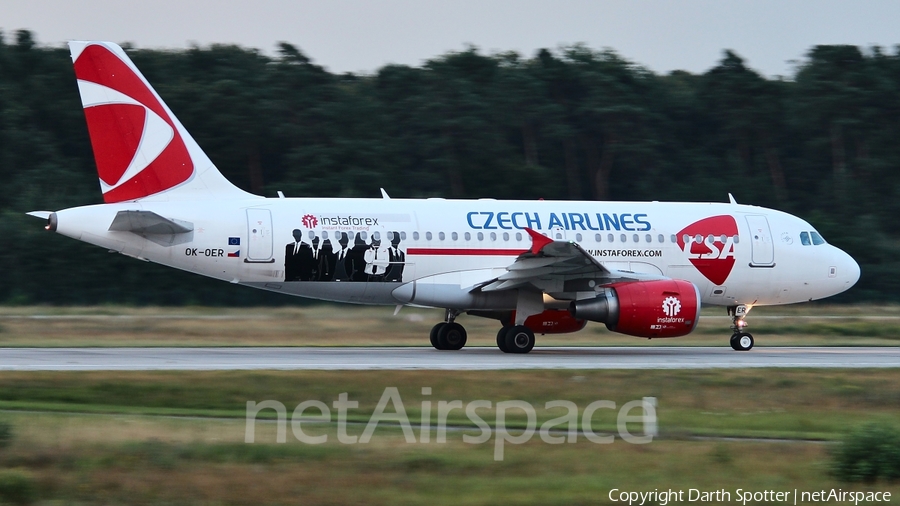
<box><xmin>69</xmin><ymin>41</ymin><xmax>256</xmax><ymax>203</ymax></box>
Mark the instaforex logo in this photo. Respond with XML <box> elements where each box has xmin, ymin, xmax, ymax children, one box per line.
<box><xmin>316</xmin><ymin>215</ymin><xmax>380</xmax><ymax>230</ymax></box>
<box><xmin>657</xmin><ymin>296</ymin><xmax>685</xmax><ymax>324</ymax></box>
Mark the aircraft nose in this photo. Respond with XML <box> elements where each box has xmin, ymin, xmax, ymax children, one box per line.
<box><xmin>834</xmin><ymin>247</ymin><xmax>860</xmax><ymax>291</ymax></box>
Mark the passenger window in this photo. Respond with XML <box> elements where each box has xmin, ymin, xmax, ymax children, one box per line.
<box><xmin>439</xmin><ymin>232</ymin><xmax>445</xmax><ymax>241</ymax></box>
<box><xmin>413</xmin><ymin>231</ymin><xmax>419</xmax><ymax>241</ymax></box>
<box><xmin>671</xmin><ymin>234</ymin><xmax>677</xmax><ymax>243</ymax></box>
<box><xmin>502</xmin><ymin>232</ymin><xmax>509</xmax><ymax>241</ymax></box>
<box><xmin>490</xmin><ymin>232</ymin><xmax>497</xmax><ymax>241</ymax></box>
<box><xmin>576</xmin><ymin>233</ymin><xmax>583</xmax><ymax>242</ymax></box>
<box><xmin>733</xmin><ymin>235</ymin><xmax>740</xmax><ymax>244</ymax></box>
<box><xmin>608</xmin><ymin>234</ymin><xmax>614</xmax><ymax>243</ymax></box>
<box><xmin>465</xmin><ymin>232</ymin><xmax>471</xmax><ymax>241</ymax></box>
<box><xmin>401</xmin><ymin>232</ymin><xmax>407</xmax><ymax>240</ymax></box>
<box><xmin>800</xmin><ymin>232</ymin><xmax>810</xmax><ymax>246</ymax></box>
<box><xmin>477</xmin><ymin>232</ymin><xmax>484</xmax><ymax>241</ymax></box>
<box><xmin>706</xmin><ymin>234</ymin><xmax>714</xmax><ymax>244</ymax></box>
<box><xmin>596</xmin><ymin>233</ymin><xmax>602</xmax><ymax>242</ymax></box>
<box><xmin>425</xmin><ymin>232</ymin><xmax>432</xmax><ymax>241</ymax></box>
<box><xmin>359</xmin><ymin>232</ymin><xmax>367</xmax><ymax>241</ymax></box>
<box><xmin>811</xmin><ymin>231</ymin><xmax>826</xmax><ymax>245</ymax></box>
<box><xmin>515</xmin><ymin>232</ymin><xmax>522</xmax><ymax>241</ymax></box>
<box><xmin>658</xmin><ymin>234</ymin><xmax>664</xmax><ymax>243</ymax></box>
<box><xmin>373</xmin><ymin>232</ymin><xmax>380</xmax><ymax>241</ymax></box>
<box><xmin>620</xmin><ymin>234</ymin><xmax>627</xmax><ymax>243</ymax></box>
<box><xmin>322</xmin><ymin>231</ymin><xmax>329</xmax><ymax>240</ymax></box>
<box><xmin>555</xmin><ymin>232</ymin><xmax>563</xmax><ymax>239</ymax></box>
<box><xmin>451</xmin><ymin>232</ymin><xmax>458</xmax><ymax>241</ymax></box>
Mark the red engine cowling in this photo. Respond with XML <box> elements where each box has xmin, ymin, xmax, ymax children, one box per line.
<box><xmin>510</xmin><ymin>309</ymin><xmax>587</xmax><ymax>334</ymax></box>
<box><xmin>569</xmin><ymin>279</ymin><xmax>700</xmax><ymax>338</ymax></box>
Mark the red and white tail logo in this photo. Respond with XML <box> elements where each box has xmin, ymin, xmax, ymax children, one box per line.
<box><xmin>70</xmin><ymin>41</ymin><xmax>255</xmax><ymax>203</ymax></box>
<box><xmin>71</xmin><ymin>42</ymin><xmax>194</xmax><ymax>202</ymax></box>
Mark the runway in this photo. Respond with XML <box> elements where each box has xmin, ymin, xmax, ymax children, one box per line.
<box><xmin>0</xmin><ymin>346</ymin><xmax>898</xmax><ymax>371</ymax></box>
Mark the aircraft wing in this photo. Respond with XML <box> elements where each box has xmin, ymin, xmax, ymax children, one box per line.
<box><xmin>477</xmin><ymin>228</ymin><xmax>666</xmax><ymax>293</ymax></box>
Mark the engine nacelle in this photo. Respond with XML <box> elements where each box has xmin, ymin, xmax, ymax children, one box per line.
<box><xmin>569</xmin><ymin>279</ymin><xmax>700</xmax><ymax>338</ymax></box>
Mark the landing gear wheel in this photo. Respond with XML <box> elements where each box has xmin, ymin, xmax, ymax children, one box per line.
<box><xmin>727</xmin><ymin>305</ymin><xmax>753</xmax><ymax>351</ymax></box>
<box><xmin>496</xmin><ymin>326</ymin><xmax>511</xmax><ymax>353</ymax></box>
<box><xmin>504</xmin><ymin>325</ymin><xmax>535</xmax><ymax>354</ymax></box>
<box><xmin>438</xmin><ymin>322</ymin><xmax>467</xmax><ymax>351</ymax></box>
<box><xmin>430</xmin><ymin>322</ymin><xmax>447</xmax><ymax>350</ymax></box>
<box><xmin>730</xmin><ymin>332</ymin><xmax>754</xmax><ymax>351</ymax></box>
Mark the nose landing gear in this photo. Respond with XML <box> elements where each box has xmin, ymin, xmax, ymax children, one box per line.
<box><xmin>728</xmin><ymin>305</ymin><xmax>754</xmax><ymax>351</ymax></box>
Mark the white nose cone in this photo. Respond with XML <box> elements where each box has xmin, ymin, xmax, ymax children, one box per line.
<box><xmin>845</xmin><ymin>251</ymin><xmax>861</xmax><ymax>288</ymax></box>
<box><xmin>833</xmin><ymin>247</ymin><xmax>860</xmax><ymax>295</ymax></box>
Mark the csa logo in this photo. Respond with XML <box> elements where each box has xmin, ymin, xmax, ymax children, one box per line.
<box><xmin>74</xmin><ymin>44</ymin><xmax>193</xmax><ymax>203</ymax></box>
<box><xmin>662</xmin><ymin>296</ymin><xmax>681</xmax><ymax>317</ymax></box>
<box><xmin>301</xmin><ymin>214</ymin><xmax>318</xmax><ymax>229</ymax></box>
<box><xmin>676</xmin><ymin>215</ymin><xmax>738</xmax><ymax>285</ymax></box>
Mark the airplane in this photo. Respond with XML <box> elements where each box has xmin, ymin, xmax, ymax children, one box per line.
<box><xmin>27</xmin><ymin>41</ymin><xmax>860</xmax><ymax>353</ymax></box>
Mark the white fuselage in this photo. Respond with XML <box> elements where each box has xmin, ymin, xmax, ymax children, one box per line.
<box><xmin>52</xmin><ymin>197</ymin><xmax>860</xmax><ymax>310</ymax></box>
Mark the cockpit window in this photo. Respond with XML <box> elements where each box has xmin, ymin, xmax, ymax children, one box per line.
<box><xmin>800</xmin><ymin>232</ymin><xmax>811</xmax><ymax>246</ymax></box>
<box><xmin>810</xmin><ymin>231</ymin><xmax>826</xmax><ymax>245</ymax></box>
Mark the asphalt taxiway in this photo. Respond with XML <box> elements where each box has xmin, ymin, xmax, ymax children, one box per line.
<box><xmin>0</xmin><ymin>346</ymin><xmax>897</xmax><ymax>370</ymax></box>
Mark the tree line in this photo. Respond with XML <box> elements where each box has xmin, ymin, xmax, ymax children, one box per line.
<box><xmin>1</xmin><ymin>30</ymin><xmax>898</xmax><ymax>304</ymax></box>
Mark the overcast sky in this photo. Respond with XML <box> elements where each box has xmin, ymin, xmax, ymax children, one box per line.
<box><xmin>4</xmin><ymin>0</ymin><xmax>900</xmax><ymax>77</ymax></box>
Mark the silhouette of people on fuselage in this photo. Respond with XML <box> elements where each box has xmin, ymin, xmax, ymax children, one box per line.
<box><xmin>287</xmin><ymin>227</ymin><xmax>406</xmax><ymax>283</ymax></box>
<box><xmin>349</xmin><ymin>234</ymin><xmax>369</xmax><ymax>282</ymax></box>
<box><xmin>317</xmin><ymin>238</ymin><xmax>335</xmax><ymax>281</ymax></box>
<box><xmin>364</xmin><ymin>236</ymin><xmax>388</xmax><ymax>282</ymax></box>
<box><xmin>285</xmin><ymin>229</ymin><xmax>307</xmax><ymax>282</ymax></box>
<box><xmin>332</xmin><ymin>232</ymin><xmax>352</xmax><ymax>281</ymax></box>
<box><xmin>385</xmin><ymin>231</ymin><xmax>405</xmax><ymax>282</ymax></box>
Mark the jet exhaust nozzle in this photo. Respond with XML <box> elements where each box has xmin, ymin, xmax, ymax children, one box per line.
<box><xmin>46</xmin><ymin>212</ymin><xmax>58</xmax><ymax>232</ymax></box>
<box><xmin>569</xmin><ymin>288</ymin><xmax>620</xmax><ymax>325</ymax></box>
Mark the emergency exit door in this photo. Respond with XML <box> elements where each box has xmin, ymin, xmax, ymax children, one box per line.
<box><xmin>246</xmin><ymin>208</ymin><xmax>274</xmax><ymax>263</ymax></box>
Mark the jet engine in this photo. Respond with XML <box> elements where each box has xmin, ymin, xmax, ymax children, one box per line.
<box><xmin>569</xmin><ymin>279</ymin><xmax>700</xmax><ymax>338</ymax></box>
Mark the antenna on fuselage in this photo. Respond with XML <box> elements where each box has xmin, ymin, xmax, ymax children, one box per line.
<box><xmin>728</xmin><ymin>193</ymin><xmax>738</xmax><ymax>205</ymax></box>
<box><xmin>380</xmin><ymin>188</ymin><xmax>391</xmax><ymax>199</ymax></box>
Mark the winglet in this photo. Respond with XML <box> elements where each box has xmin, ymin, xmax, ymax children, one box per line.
<box><xmin>525</xmin><ymin>228</ymin><xmax>553</xmax><ymax>254</ymax></box>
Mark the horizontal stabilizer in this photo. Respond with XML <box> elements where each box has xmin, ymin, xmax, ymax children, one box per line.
<box><xmin>108</xmin><ymin>210</ymin><xmax>193</xmax><ymax>235</ymax></box>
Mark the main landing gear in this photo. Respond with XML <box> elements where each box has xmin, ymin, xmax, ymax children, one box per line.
<box><xmin>429</xmin><ymin>310</ymin><xmax>467</xmax><ymax>350</ymax></box>
<box><xmin>428</xmin><ymin>310</ymin><xmax>537</xmax><ymax>354</ymax></box>
<box><xmin>496</xmin><ymin>325</ymin><xmax>535</xmax><ymax>354</ymax></box>
<box><xmin>728</xmin><ymin>304</ymin><xmax>754</xmax><ymax>351</ymax></box>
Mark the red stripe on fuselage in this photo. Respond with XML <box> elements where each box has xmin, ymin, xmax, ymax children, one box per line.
<box><xmin>407</xmin><ymin>248</ymin><xmax>525</xmax><ymax>256</ymax></box>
